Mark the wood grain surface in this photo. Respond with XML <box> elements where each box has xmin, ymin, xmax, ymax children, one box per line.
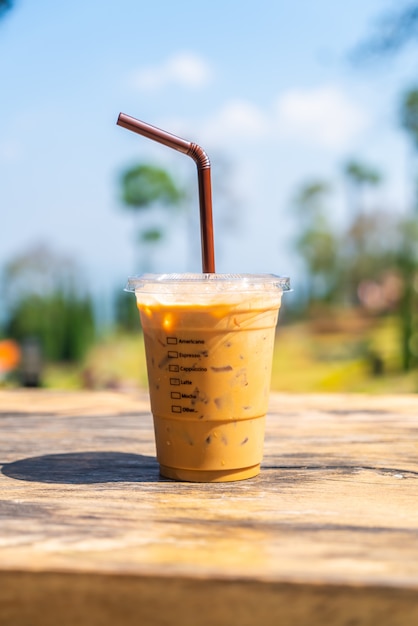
<box><xmin>1</xmin><ymin>390</ymin><xmax>418</xmax><ymax>625</ymax></box>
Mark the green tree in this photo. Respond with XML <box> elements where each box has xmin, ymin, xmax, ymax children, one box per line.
<box><xmin>119</xmin><ymin>163</ymin><xmax>184</xmax><ymax>271</ymax></box>
<box><xmin>114</xmin><ymin>288</ymin><xmax>140</xmax><ymax>333</ymax></box>
<box><xmin>1</xmin><ymin>245</ymin><xmax>96</xmax><ymax>364</ymax></box>
<box><xmin>344</xmin><ymin>159</ymin><xmax>381</xmax><ymax>216</ymax></box>
<box><xmin>6</xmin><ymin>290</ymin><xmax>95</xmax><ymax>363</ymax></box>
<box><xmin>121</xmin><ymin>164</ymin><xmax>183</xmax><ymax>209</ymax></box>
<box><xmin>400</xmin><ymin>88</ymin><xmax>418</xmax><ymax>213</ymax></box>
<box><xmin>293</xmin><ymin>181</ymin><xmax>340</xmax><ymax>306</ymax></box>
<box><xmin>350</xmin><ymin>11</ymin><xmax>418</xmax><ymax>371</ymax></box>
<box><xmin>117</xmin><ymin>163</ymin><xmax>185</xmax><ymax>330</ymax></box>
<box><xmin>392</xmin><ymin>88</ymin><xmax>418</xmax><ymax>370</ymax></box>
<box><xmin>0</xmin><ymin>0</ymin><xmax>12</xmax><ymax>19</ymax></box>
<box><xmin>343</xmin><ymin>211</ymin><xmax>398</xmax><ymax>307</ymax></box>
<box><xmin>341</xmin><ymin>160</ymin><xmax>386</xmax><ymax>305</ymax></box>
<box><xmin>292</xmin><ymin>169</ymin><xmax>397</xmax><ymax>312</ymax></box>
<box><xmin>353</xmin><ymin>3</ymin><xmax>418</xmax><ymax>59</ymax></box>
<box><xmin>401</xmin><ymin>89</ymin><xmax>418</xmax><ymax>148</ymax></box>
<box><xmin>393</xmin><ymin>218</ymin><xmax>418</xmax><ymax>370</ymax></box>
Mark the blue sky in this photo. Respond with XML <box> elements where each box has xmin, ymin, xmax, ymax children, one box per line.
<box><xmin>1</xmin><ymin>0</ymin><xmax>416</xmax><ymax>299</ymax></box>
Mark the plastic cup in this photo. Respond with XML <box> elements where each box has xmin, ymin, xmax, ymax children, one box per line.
<box><xmin>126</xmin><ymin>273</ymin><xmax>290</xmax><ymax>482</ymax></box>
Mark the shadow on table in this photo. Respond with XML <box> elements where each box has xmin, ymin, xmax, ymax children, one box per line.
<box><xmin>1</xmin><ymin>451</ymin><xmax>162</xmax><ymax>484</ymax></box>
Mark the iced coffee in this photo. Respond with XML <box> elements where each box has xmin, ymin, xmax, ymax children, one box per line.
<box><xmin>126</xmin><ymin>273</ymin><xmax>289</xmax><ymax>482</ymax></box>
<box><xmin>118</xmin><ymin>114</ymin><xmax>290</xmax><ymax>481</ymax></box>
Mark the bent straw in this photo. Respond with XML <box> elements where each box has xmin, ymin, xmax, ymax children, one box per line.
<box><xmin>117</xmin><ymin>113</ymin><xmax>215</xmax><ymax>273</ymax></box>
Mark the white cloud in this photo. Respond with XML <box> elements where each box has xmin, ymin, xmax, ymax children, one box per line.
<box><xmin>275</xmin><ymin>85</ymin><xmax>369</xmax><ymax>150</ymax></box>
<box><xmin>0</xmin><ymin>139</ymin><xmax>23</xmax><ymax>163</ymax></box>
<box><xmin>131</xmin><ymin>52</ymin><xmax>213</xmax><ymax>91</ymax></box>
<box><xmin>200</xmin><ymin>100</ymin><xmax>267</xmax><ymax>144</ymax></box>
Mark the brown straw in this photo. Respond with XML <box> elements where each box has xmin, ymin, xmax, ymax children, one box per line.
<box><xmin>117</xmin><ymin>113</ymin><xmax>215</xmax><ymax>273</ymax></box>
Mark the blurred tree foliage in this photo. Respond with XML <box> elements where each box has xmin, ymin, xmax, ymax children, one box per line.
<box><xmin>401</xmin><ymin>89</ymin><xmax>418</xmax><ymax>150</ymax></box>
<box><xmin>293</xmin><ymin>163</ymin><xmax>416</xmax><ymax>371</ymax></box>
<box><xmin>1</xmin><ymin>245</ymin><xmax>96</xmax><ymax>363</ymax></box>
<box><xmin>344</xmin><ymin>160</ymin><xmax>381</xmax><ymax>216</ymax></box>
<box><xmin>0</xmin><ymin>0</ymin><xmax>12</xmax><ymax>19</ymax></box>
<box><xmin>114</xmin><ymin>288</ymin><xmax>140</xmax><ymax>333</ymax></box>
<box><xmin>352</xmin><ymin>2</ymin><xmax>418</xmax><ymax>60</ymax></box>
<box><xmin>294</xmin><ymin>182</ymin><xmax>340</xmax><ymax>305</ymax></box>
<box><xmin>116</xmin><ymin>163</ymin><xmax>185</xmax><ymax>330</ymax></box>
<box><xmin>347</xmin><ymin>3</ymin><xmax>418</xmax><ymax>371</ymax></box>
<box><xmin>293</xmin><ymin>87</ymin><xmax>418</xmax><ymax>372</ymax></box>
<box><xmin>119</xmin><ymin>162</ymin><xmax>185</xmax><ymax>274</ymax></box>
<box><xmin>121</xmin><ymin>164</ymin><xmax>183</xmax><ymax>209</ymax></box>
<box><xmin>342</xmin><ymin>159</ymin><xmax>391</xmax><ymax>306</ymax></box>
<box><xmin>395</xmin><ymin>88</ymin><xmax>418</xmax><ymax>370</ymax></box>
<box><xmin>293</xmin><ymin>172</ymin><xmax>397</xmax><ymax>309</ymax></box>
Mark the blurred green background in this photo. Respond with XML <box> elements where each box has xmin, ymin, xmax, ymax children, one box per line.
<box><xmin>3</xmin><ymin>148</ymin><xmax>418</xmax><ymax>393</ymax></box>
<box><xmin>2</xmin><ymin>1</ymin><xmax>418</xmax><ymax>394</ymax></box>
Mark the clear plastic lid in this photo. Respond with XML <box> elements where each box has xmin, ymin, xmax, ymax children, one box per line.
<box><xmin>125</xmin><ymin>273</ymin><xmax>291</xmax><ymax>294</ymax></box>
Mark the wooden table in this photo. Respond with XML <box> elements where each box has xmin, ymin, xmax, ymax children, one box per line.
<box><xmin>1</xmin><ymin>390</ymin><xmax>418</xmax><ymax>625</ymax></box>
